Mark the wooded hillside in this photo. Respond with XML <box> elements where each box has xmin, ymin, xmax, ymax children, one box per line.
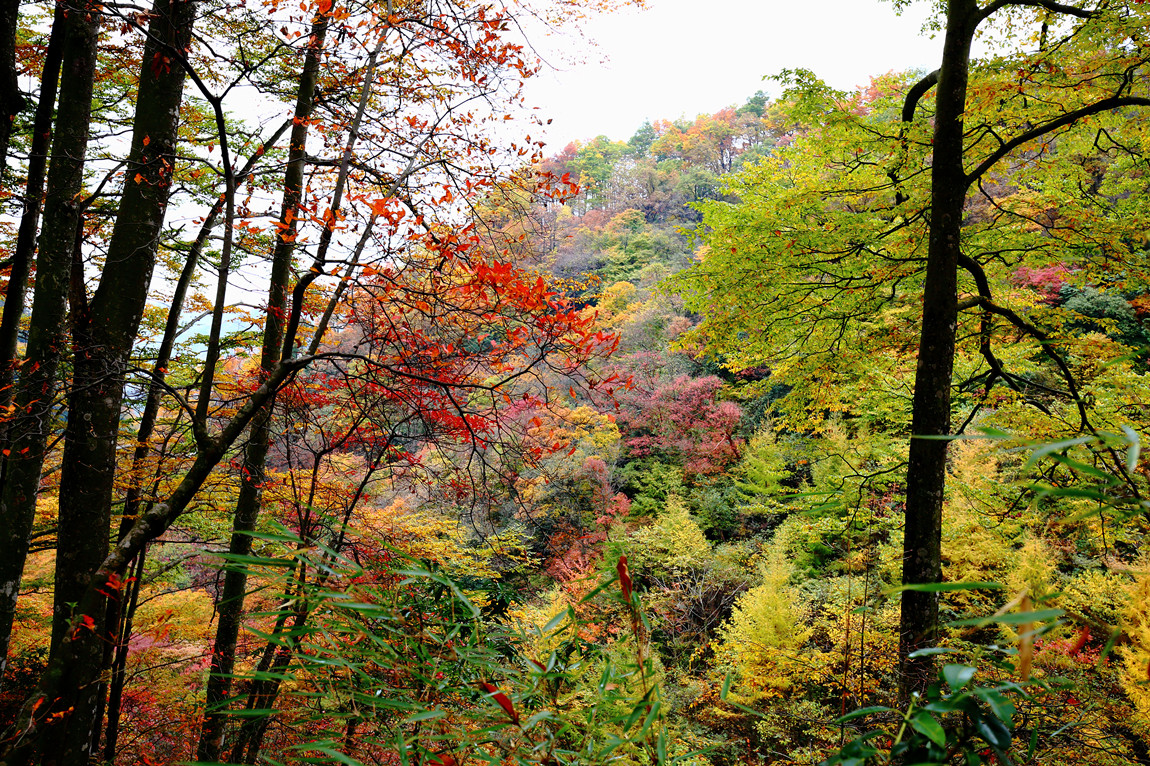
<box><xmin>2</xmin><ymin>1</ymin><xmax>1150</xmax><ymax>765</ymax></box>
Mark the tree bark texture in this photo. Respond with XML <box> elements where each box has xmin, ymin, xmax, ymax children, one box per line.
<box><xmin>0</xmin><ymin>0</ymin><xmax>24</xmax><ymax>174</ymax></box>
<box><xmin>0</xmin><ymin>4</ymin><xmax>65</xmax><ymax>418</ymax></box>
<box><xmin>28</xmin><ymin>0</ymin><xmax>197</xmax><ymax>760</ymax></box>
<box><xmin>0</xmin><ymin>0</ymin><xmax>102</xmax><ymax>683</ymax></box>
<box><xmin>898</xmin><ymin>0</ymin><xmax>977</xmax><ymax>700</ymax></box>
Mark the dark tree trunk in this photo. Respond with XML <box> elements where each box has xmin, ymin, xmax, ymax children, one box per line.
<box><xmin>99</xmin><ymin>544</ymin><xmax>145</xmax><ymax>762</ymax></box>
<box><xmin>0</xmin><ymin>0</ymin><xmax>24</xmax><ymax>174</ymax></box>
<box><xmin>89</xmin><ymin>180</ymin><xmax>220</xmax><ymax>760</ymax></box>
<box><xmin>34</xmin><ymin>0</ymin><xmax>197</xmax><ymax>760</ymax></box>
<box><xmin>0</xmin><ymin>3</ymin><xmax>65</xmax><ymax>418</ymax></box>
<box><xmin>0</xmin><ymin>0</ymin><xmax>101</xmax><ymax>682</ymax></box>
<box><xmin>898</xmin><ymin>0</ymin><xmax>977</xmax><ymax>699</ymax></box>
<box><xmin>195</xmin><ymin>15</ymin><xmax>329</xmax><ymax>762</ymax></box>
<box><xmin>92</xmin><ymin>115</ymin><xmax>290</xmax><ymax>755</ymax></box>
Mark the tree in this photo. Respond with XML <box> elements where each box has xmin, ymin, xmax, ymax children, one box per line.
<box><xmin>671</xmin><ymin>0</ymin><xmax>1150</xmax><ymax>698</ymax></box>
<box><xmin>615</xmin><ymin>374</ymin><xmax>742</xmax><ymax>480</ymax></box>
<box><xmin>896</xmin><ymin>0</ymin><xmax>1150</xmax><ymax>697</ymax></box>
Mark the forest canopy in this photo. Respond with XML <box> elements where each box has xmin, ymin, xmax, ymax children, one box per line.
<box><xmin>1</xmin><ymin>1</ymin><xmax>1150</xmax><ymax>765</ymax></box>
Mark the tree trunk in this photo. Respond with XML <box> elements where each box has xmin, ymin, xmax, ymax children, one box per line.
<box><xmin>36</xmin><ymin>0</ymin><xmax>196</xmax><ymax>760</ymax></box>
<box><xmin>0</xmin><ymin>3</ymin><xmax>65</xmax><ymax>418</ymax></box>
<box><xmin>0</xmin><ymin>0</ymin><xmax>24</xmax><ymax>174</ymax></box>
<box><xmin>898</xmin><ymin>0</ymin><xmax>977</xmax><ymax>699</ymax></box>
<box><xmin>0</xmin><ymin>0</ymin><xmax>101</xmax><ymax>682</ymax></box>
<box><xmin>99</xmin><ymin>547</ymin><xmax>146</xmax><ymax>762</ymax></box>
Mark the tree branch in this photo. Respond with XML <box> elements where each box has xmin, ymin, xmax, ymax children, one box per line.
<box><xmin>967</xmin><ymin>95</ymin><xmax>1150</xmax><ymax>185</ymax></box>
<box><xmin>902</xmin><ymin>69</ymin><xmax>939</xmax><ymax>123</ymax></box>
<box><xmin>889</xmin><ymin>70</ymin><xmax>939</xmax><ymax>206</ymax></box>
<box><xmin>978</xmin><ymin>0</ymin><xmax>1092</xmax><ymax>23</ymax></box>
<box><xmin>958</xmin><ymin>254</ymin><xmax>1088</xmax><ymax>428</ymax></box>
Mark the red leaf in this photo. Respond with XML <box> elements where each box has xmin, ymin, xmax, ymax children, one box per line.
<box><xmin>616</xmin><ymin>556</ymin><xmax>632</xmax><ymax>602</ymax></box>
<box><xmin>480</xmin><ymin>682</ymin><xmax>519</xmax><ymax>724</ymax></box>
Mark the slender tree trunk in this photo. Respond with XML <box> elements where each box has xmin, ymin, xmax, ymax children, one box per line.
<box><xmin>0</xmin><ymin>4</ymin><xmax>65</xmax><ymax>418</ymax></box>
<box><xmin>195</xmin><ymin>15</ymin><xmax>329</xmax><ymax>761</ymax></box>
<box><xmin>100</xmin><ymin>547</ymin><xmax>146</xmax><ymax>762</ymax></box>
<box><xmin>898</xmin><ymin>0</ymin><xmax>977</xmax><ymax>699</ymax></box>
<box><xmin>0</xmin><ymin>0</ymin><xmax>23</xmax><ymax>174</ymax></box>
<box><xmin>0</xmin><ymin>0</ymin><xmax>101</xmax><ymax>683</ymax></box>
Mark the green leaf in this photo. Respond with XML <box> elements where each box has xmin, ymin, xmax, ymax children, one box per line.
<box><xmin>910</xmin><ymin>712</ymin><xmax>946</xmax><ymax>748</ymax></box>
<box><xmin>923</xmin><ymin>699</ymin><xmax>961</xmax><ymax>714</ymax></box>
<box><xmin>1098</xmin><ymin>627</ymin><xmax>1123</xmax><ymax>664</ymax></box>
<box><xmin>946</xmin><ymin>608</ymin><xmax>1064</xmax><ymax>627</ymax></box>
<box><xmin>291</xmin><ymin>745</ymin><xmax>363</xmax><ymax>766</ymax></box>
<box><xmin>888</xmin><ymin>581</ymin><xmax>1003</xmax><ymax>594</ymax></box>
<box><xmin>973</xmin><ymin>427</ymin><xmax>1012</xmax><ymax>440</ymax></box>
<box><xmin>220</xmin><ymin>707</ymin><xmax>284</xmax><ymax>717</ymax></box>
<box><xmin>543</xmin><ymin>610</ymin><xmax>567</xmax><ymax>634</ymax></box>
<box><xmin>975</xmin><ymin>689</ymin><xmax>1015</xmax><ymax>726</ymax></box>
<box><xmin>597</xmin><ymin>734</ymin><xmax>628</xmax><ymax>759</ymax></box>
<box><xmin>1042</xmin><ymin>453</ymin><xmax>1119</xmax><ymax>484</ymax></box>
<box><xmin>1123</xmin><ymin>425</ymin><xmax>1141</xmax><ymax>472</ymax></box>
<box><xmin>908</xmin><ymin>647</ymin><xmax>956</xmax><ymax>658</ymax></box>
<box><xmin>942</xmin><ymin>664</ymin><xmax>976</xmax><ymax>690</ymax></box>
<box><xmin>972</xmin><ymin>707</ymin><xmax>1012</xmax><ymax>749</ymax></box>
<box><xmin>639</xmin><ymin>699</ymin><xmax>661</xmax><ymax>734</ymax></box>
<box><xmin>833</xmin><ymin>705</ymin><xmax>894</xmax><ymax>723</ymax></box>
<box><xmin>522</xmin><ymin>710</ymin><xmax>555</xmax><ymax>731</ymax></box>
<box><xmin>721</xmin><ymin>671</ymin><xmax>733</xmax><ymax>700</ymax></box>
<box><xmin>1024</xmin><ymin>436</ymin><xmax>1093</xmax><ymax>470</ymax></box>
<box><xmin>403</xmin><ymin>708</ymin><xmax>445</xmax><ymax>723</ymax></box>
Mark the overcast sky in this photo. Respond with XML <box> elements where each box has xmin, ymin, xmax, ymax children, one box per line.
<box><xmin>522</xmin><ymin>0</ymin><xmax>950</xmax><ymax>147</ymax></box>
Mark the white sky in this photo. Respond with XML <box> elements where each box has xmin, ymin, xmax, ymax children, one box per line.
<box><xmin>523</xmin><ymin>0</ymin><xmax>949</xmax><ymax>147</ymax></box>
